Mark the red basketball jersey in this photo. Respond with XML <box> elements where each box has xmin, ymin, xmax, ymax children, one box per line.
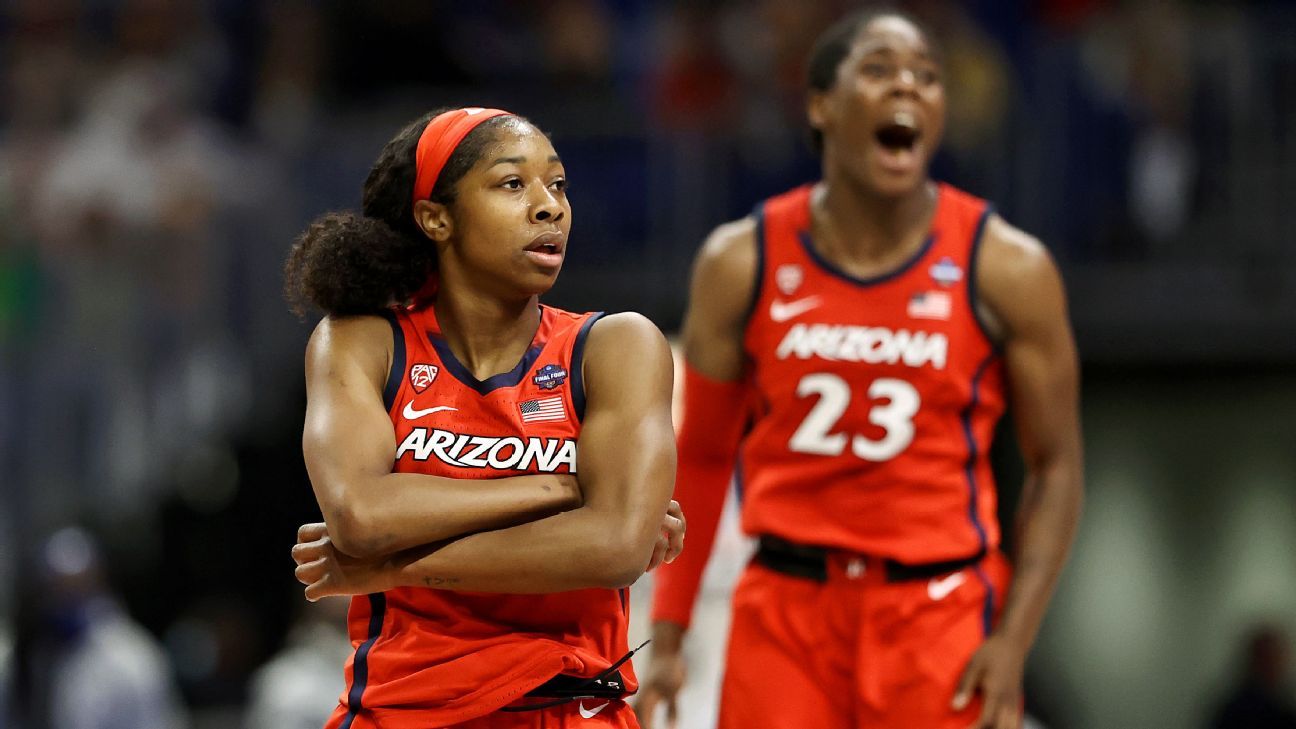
<box><xmin>739</xmin><ymin>183</ymin><xmax>1006</xmax><ymax>564</ymax></box>
<box><xmin>324</xmin><ymin>304</ymin><xmax>635</xmax><ymax>729</ymax></box>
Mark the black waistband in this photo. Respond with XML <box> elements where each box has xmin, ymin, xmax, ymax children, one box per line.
<box><xmin>499</xmin><ymin>640</ymin><xmax>646</xmax><ymax>713</ymax></box>
<box><xmin>754</xmin><ymin>535</ymin><xmax>986</xmax><ymax>583</ymax></box>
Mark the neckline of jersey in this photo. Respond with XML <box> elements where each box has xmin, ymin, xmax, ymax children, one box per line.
<box><xmin>424</xmin><ymin>305</ymin><xmax>547</xmax><ymax>396</ymax></box>
<box><xmin>794</xmin><ymin>184</ymin><xmax>942</xmax><ymax>288</ymax></box>
<box><xmin>796</xmin><ymin>230</ymin><xmax>935</xmax><ymax>288</ymax></box>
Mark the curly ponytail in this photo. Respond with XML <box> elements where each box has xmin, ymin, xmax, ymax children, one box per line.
<box><xmin>284</xmin><ymin>108</ymin><xmax>521</xmax><ymax>317</ymax></box>
<box><xmin>283</xmin><ymin>212</ymin><xmax>433</xmax><ymax>317</ymax></box>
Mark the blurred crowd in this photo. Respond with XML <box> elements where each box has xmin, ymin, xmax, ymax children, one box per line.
<box><xmin>0</xmin><ymin>1</ymin><xmax>1293</xmax><ymax>728</ymax></box>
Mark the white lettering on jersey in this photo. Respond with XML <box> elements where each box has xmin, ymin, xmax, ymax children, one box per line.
<box><xmin>448</xmin><ymin>434</ymin><xmax>471</xmax><ymax>462</ymax></box>
<box><xmin>458</xmin><ymin>437</ymin><xmax>494</xmax><ymax>468</ymax></box>
<box><xmin>396</xmin><ymin>428</ymin><xmax>577</xmax><ymax>473</ymax></box>
<box><xmin>517</xmin><ymin>437</ymin><xmax>558</xmax><ymax>470</ymax></box>
<box><xmin>776</xmin><ymin>323</ymin><xmax>948</xmax><ymax>370</ymax></box>
<box><xmin>486</xmin><ymin>437</ymin><xmax>524</xmax><ymax>469</ymax></box>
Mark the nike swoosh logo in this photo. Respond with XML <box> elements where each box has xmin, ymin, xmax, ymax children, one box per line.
<box><xmin>578</xmin><ymin>700</ymin><xmax>610</xmax><ymax>719</ymax></box>
<box><xmin>927</xmin><ymin>570</ymin><xmax>967</xmax><ymax>601</ymax></box>
<box><xmin>402</xmin><ymin>402</ymin><xmax>457</xmax><ymax>420</ymax></box>
<box><xmin>769</xmin><ymin>296</ymin><xmax>822</xmax><ymax>323</ymax></box>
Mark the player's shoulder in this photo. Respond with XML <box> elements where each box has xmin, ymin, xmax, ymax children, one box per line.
<box><xmin>586</xmin><ymin>312</ymin><xmax>670</xmax><ymax>360</ymax></box>
<box><xmin>695</xmin><ymin>216</ymin><xmax>758</xmax><ymax>279</ymax></box>
<box><xmin>308</xmin><ymin>312</ymin><xmax>393</xmax><ymax>350</ymax></box>
<box><xmin>689</xmin><ymin>216</ymin><xmax>760</xmax><ymax>319</ymax></box>
<box><xmin>978</xmin><ymin>214</ymin><xmax>1058</xmax><ymax>288</ymax></box>
<box><xmin>699</xmin><ymin>216</ymin><xmax>758</xmax><ymax>263</ymax></box>
<box><xmin>582</xmin><ymin>312</ymin><xmax>673</xmax><ymax>395</ymax></box>
<box><xmin>305</xmin><ymin>313</ymin><xmax>394</xmax><ymax>372</ymax></box>
<box><xmin>976</xmin><ymin>215</ymin><xmax>1068</xmax><ymax>334</ymax></box>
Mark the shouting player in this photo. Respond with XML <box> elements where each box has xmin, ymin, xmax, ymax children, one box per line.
<box><xmin>639</xmin><ymin>10</ymin><xmax>1083</xmax><ymax>729</ymax></box>
<box><xmin>285</xmin><ymin>107</ymin><xmax>683</xmax><ymax>728</ymax></box>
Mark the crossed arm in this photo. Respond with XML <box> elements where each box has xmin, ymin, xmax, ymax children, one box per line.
<box><xmin>292</xmin><ymin>312</ymin><xmax>683</xmax><ymax>597</ymax></box>
<box><xmin>298</xmin><ymin>315</ymin><xmax>585</xmax><ymax>559</ymax></box>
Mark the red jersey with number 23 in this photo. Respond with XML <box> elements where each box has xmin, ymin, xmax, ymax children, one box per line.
<box><xmin>740</xmin><ymin>182</ymin><xmax>1005</xmax><ymax>565</ymax></box>
<box><xmin>323</xmin><ymin>304</ymin><xmax>635</xmax><ymax>729</ymax></box>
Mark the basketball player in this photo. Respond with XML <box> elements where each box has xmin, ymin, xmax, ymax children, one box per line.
<box><xmin>638</xmin><ymin>10</ymin><xmax>1083</xmax><ymax>729</ymax></box>
<box><xmin>284</xmin><ymin>107</ymin><xmax>684</xmax><ymax>728</ymax></box>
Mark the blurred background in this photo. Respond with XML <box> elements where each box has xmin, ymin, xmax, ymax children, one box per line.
<box><xmin>0</xmin><ymin>0</ymin><xmax>1293</xmax><ymax>728</ymax></box>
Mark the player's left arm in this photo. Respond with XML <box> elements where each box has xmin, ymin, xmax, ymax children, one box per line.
<box><xmin>954</xmin><ymin>215</ymin><xmax>1084</xmax><ymax>729</ymax></box>
<box><xmin>293</xmin><ymin>312</ymin><xmax>680</xmax><ymax>596</ymax></box>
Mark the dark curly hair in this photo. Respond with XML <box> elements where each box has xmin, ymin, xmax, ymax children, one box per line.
<box><xmin>805</xmin><ymin>7</ymin><xmax>939</xmax><ymax>157</ymax></box>
<box><xmin>284</xmin><ymin>108</ymin><xmax>522</xmax><ymax>317</ymax></box>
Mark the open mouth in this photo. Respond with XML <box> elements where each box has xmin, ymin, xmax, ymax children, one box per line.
<box><xmin>524</xmin><ymin>232</ymin><xmax>566</xmax><ymax>268</ymax></box>
<box><xmin>874</xmin><ymin>111</ymin><xmax>921</xmax><ymax>151</ymax></box>
<box><xmin>525</xmin><ymin>233</ymin><xmax>565</xmax><ymax>256</ymax></box>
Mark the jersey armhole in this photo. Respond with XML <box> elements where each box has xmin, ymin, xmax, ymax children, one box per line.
<box><xmin>967</xmin><ymin>206</ymin><xmax>1001</xmax><ymax>349</ymax></box>
<box><xmin>570</xmin><ymin>312</ymin><xmax>607</xmax><ymax>422</ymax></box>
<box><xmin>379</xmin><ymin>309</ymin><xmax>406</xmax><ymax>412</ymax></box>
<box><xmin>739</xmin><ymin>203</ymin><xmax>767</xmax><ymax>334</ymax></box>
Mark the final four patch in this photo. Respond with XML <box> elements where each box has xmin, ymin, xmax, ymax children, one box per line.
<box><xmin>929</xmin><ymin>256</ymin><xmax>964</xmax><ymax>287</ymax></box>
<box><xmin>532</xmin><ymin>363</ymin><xmax>569</xmax><ymax>390</ymax></box>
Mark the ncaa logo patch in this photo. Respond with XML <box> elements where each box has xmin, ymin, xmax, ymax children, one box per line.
<box><xmin>929</xmin><ymin>256</ymin><xmax>964</xmax><ymax>287</ymax></box>
<box><xmin>776</xmin><ymin>264</ymin><xmax>803</xmax><ymax>295</ymax></box>
<box><xmin>532</xmin><ymin>363</ymin><xmax>568</xmax><ymax>390</ymax></box>
<box><xmin>409</xmin><ymin>364</ymin><xmax>439</xmax><ymax>393</ymax></box>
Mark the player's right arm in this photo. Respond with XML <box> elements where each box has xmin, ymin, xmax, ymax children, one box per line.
<box><xmin>637</xmin><ymin>217</ymin><xmax>758</xmax><ymax>728</ymax></box>
<box><xmin>302</xmin><ymin>315</ymin><xmax>581</xmax><ymax>559</ymax></box>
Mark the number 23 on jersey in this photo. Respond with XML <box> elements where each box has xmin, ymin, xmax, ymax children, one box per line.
<box><xmin>788</xmin><ymin>374</ymin><xmax>920</xmax><ymax>462</ymax></box>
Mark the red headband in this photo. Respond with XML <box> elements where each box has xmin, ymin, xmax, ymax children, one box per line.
<box><xmin>411</xmin><ymin>107</ymin><xmax>511</xmax><ymax>205</ymax></box>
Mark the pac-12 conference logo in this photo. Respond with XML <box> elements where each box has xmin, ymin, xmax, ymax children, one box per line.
<box><xmin>776</xmin><ymin>264</ymin><xmax>803</xmax><ymax>295</ymax></box>
<box><xmin>410</xmin><ymin>364</ymin><xmax>438</xmax><ymax>393</ymax></box>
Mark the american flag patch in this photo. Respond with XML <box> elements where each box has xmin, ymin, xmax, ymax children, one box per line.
<box><xmin>907</xmin><ymin>290</ymin><xmax>952</xmax><ymax>320</ymax></box>
<box><xmin>519</xmin><ymin>396</ymin><xmax>566</xmax><ymax>423</ymax></box>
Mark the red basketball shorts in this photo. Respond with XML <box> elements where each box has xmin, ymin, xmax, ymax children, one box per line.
<box><xmin>718</xmin><ymin>550</ymin><xmax>1011</xmax><ymax>729</ymax></box>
